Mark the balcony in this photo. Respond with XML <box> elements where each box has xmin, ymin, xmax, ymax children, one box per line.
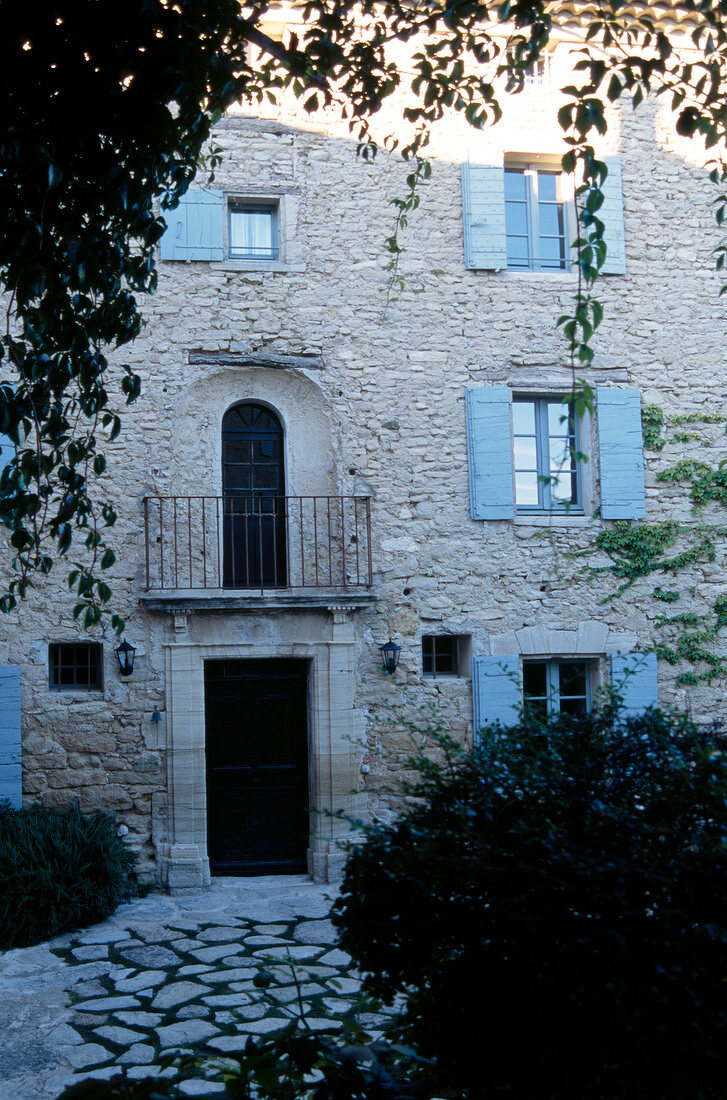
<box><xmin>141</xmin><ymin>495</ymin><xmax>375</xmax><ymax>613</ymax></box>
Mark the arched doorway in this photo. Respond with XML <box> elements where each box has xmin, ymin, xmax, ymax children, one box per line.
<box><xmin>222</xmin><ymin>402</ymin><xmax>286</xmax><ymax>588</ymax></box>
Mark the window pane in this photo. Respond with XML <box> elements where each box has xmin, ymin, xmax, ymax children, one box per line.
<box><xmin>523</xmin><ymin>661</ymin><xmax>548</xmax><ymax>698</ymax></box>
<box><xmin>422</xmin><ymin>636</ymin><xmax>433</xmax><ymax>674</ymax></box>
<box><xmin>253</xmin><ymin>464</ymin><xmax>279</xmax><ymax>490</ymax></box>
<box><xmin>505</xmin><ymin>202</ymin><xmax>528</xmax><ymax>236</ymax></box>
<box><xmin>560</xmin><ymin>696</ymin><xmax>588</xmax><ymax>718</ymax></box>
<box><xmin>225</xmin><ymin>467</ymin><xmax>251</xmax><ymax>490</ymax></box>
<box><xmin>539</xmin><ymin>236</ymin><xmax>566</xmax><ymax>264</ymax></box>
<box><xmin>514</xmin><ymin>437</ymin><xmax>537</xmax><ymax>467</ymax></box>
<box><xmin>506</xmin><ymin>236</ymin><xmax>530</xmax><ymax>266</ymax></box>
<box><xmin>549</xmin><ymin>438</ymin><xmax>572</xmax><ymax>469</ymax></box>
<box><xmin>504</xmin><ymin>170</ymin><xmax>527</xmax><ymax>199</ymax></box>
<box><xmin>547</xmin><ymin>402</ymin><xmax>570</xmax><ymax>434</ymax></box>
<box><xmin>515</xmin><ymin>471</ymin><xmax>539</xmax><ymax>506</ymax></box>
<box><xmin>538</xmin><ymin>203</ymin><xmax>564</xmax><ymax>238</ymax></box>
<box><xmin>253</xmin><ymin>440</ymin><xmax>277</xmax><ymax>461</ymax></box>
<box><xmin>512</xmin><ymin>401</ymin><xmax>536</xmax><ymax>435</ymax></box>
<box><xmin>559</xmin><ymin>661</ymin><xmax>587</xmax><ymax>698</ymax></box>
<box><xmin>433</xmin><ymin>637</ymin><xmax>456</xmax><ymax>675</ymax></box>
<box><xmin>224</xmin><ymin>440</ymin><xmax>251</xmax><ymax>464</ymax></box>
<box><xmin>537</xmin><ymin>172</ymin><xmax>558</xmax><ymax>201</ymax></box>
<box><xmin>524</xmin><ymin>660</ymin><xmax>549</xmax><ymax>717</ymax></box>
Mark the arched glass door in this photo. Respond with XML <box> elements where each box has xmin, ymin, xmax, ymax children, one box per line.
<box><xmin>222</xmin><ymin>402</ymin><xmax>286</xmax><ymax>588</ymax></box>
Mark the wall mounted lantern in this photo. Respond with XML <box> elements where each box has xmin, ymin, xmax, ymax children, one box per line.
<box><xmin>379</xmin><ymin>638</ymin><xmax>401</xmax><ymax>675</ymax></box>
<box><xmin>115</xmin><ymin>639</ymin><xmax>136</xmax><ymax>677</ymax></box>
<box><xmin>151</xmin><ymin>708</ymin><xmax>162</xmax><ymax>724</ymax></box>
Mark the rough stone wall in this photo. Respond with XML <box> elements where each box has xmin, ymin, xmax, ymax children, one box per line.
<box><xmin>2</xmin><ymin>33</ymin><xmax>727</xmax><ymax>872</ymax></box>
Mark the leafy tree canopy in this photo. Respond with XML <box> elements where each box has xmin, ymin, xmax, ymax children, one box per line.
<box><xmin>1</xmin><ymin>1</ymin><xmax>725</xmax><ymax>625</ymax></box>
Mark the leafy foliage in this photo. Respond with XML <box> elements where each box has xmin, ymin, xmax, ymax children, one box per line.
<box><xmin>332</xmin><ymin>704</ymin><xmax>727</xmax><ymax>1099</ymax></box>
<box><xmin>0</xmin><ymin>800</ymin><xmax>136</xmax><ymax>948</ymax></box>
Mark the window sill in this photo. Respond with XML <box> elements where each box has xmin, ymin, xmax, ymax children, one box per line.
<box><xmin>210</xmin><ymin>260</ymin><xmax>305</xmax><ymax>273</ymax></box>
<box><xmin>514</xmin><ymin>513</ymin><xmax>593</xmax><ymax>527</ymax></box>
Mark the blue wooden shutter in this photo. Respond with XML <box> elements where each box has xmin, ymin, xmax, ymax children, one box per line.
<box><xmin>159</xmin><ymin>189</ymin><xmax>224</xmax><ymax>261</ymax></box>
<box><xmin>462</xmin><ymin>161</ymin><xmax>507</xmax><ymax>271</ymax></box>
<box><xmin>465</xmin><ymin>386</ymin><xmax>514</xmax><ymax>520</ymax></box>
<box><xmin>600</xmin><ymin>156</ymin><xmax>626</xmax><ymax>275</ymax></box>
<box><xmin>0</xmin><ymin>433</ymin><xmax>13</xmax><ymax>474</ymax></box>
<box><xmin>473</xmin><ymin>656</ymin><xmax>520</xmax><ymax>734</ymax></box>
<box><xmin>0</xmin><ymin>666</ymin><xmax>21</xmax><ymax>808</ymax></box>
<box><xmin>597</xmin><ymin>388</ymin><xmax>645</xmax><ymax>519</ymax></box>
<box><xmin>611</xmin><ymin>652</ymin><xmax>658</xmax><ymax>715</ymax></box>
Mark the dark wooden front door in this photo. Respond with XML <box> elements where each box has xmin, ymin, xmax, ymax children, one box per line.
<box><xmin>205</xmin><ymin>659</ymin><xmax>309</xmax><ymax>875</ymax></box>
<box><xmin>222</xmin><ymin>402</ymin><xmax>286</xmax><ymax>588</ymax></box>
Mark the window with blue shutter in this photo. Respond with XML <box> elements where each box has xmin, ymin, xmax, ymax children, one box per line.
<box><xmin>462</xmin><ymin>161</ymin><xmax>507</xmax><ymax>271</ymax></box>
<box><xmin>597</xmin><ymin>388</ymin><xmax>645</xmax><ymax>520</ymax></box>
<box><xmin>611</xmin><ymin>652</ymin><xmax>658</xmax><ymax>715</ymax></box>
<box><xmin>0</xmin><ymin>666</ymin><xmax>21</xmax><ymax>808</ymax></box>
<box><xmin>600</xmin><ymin>156</ymin><xmax>627</xmax><ymax>275</ymax></box>
<box><xmin>465</xmin><ymin>386</ymin><xmax>514</xmax><ymax>520</ymax></box>
<box><xmin>160</xmin><ymin>189</ymin><xmax>224</xmax><ymax>261</ymax></box>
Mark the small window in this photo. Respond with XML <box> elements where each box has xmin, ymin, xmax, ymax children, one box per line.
<box><xmin>49</xmin><ymin>643</ymin><xmax>103</xmax><ymax>692</ymax></box>
<box><xmin>524</xmin><ymin>55</ymin><xmax>550</xmax><ymax>85</ymax></box>
<box><xmin>513</xmin><ymin>396</ymin><xmax>581</xmax><ymax>513</ymax></box>
<box><xmin>228</xmin><ymin>202</ymin><xmax>279</xmax><ymax>261</ymax></box>
<box><xmin>505</xmin><ymin>164</ymin><xmax>569</xmax><ymax>271</ymax></box>
<box><xmin>523</xmin><ymin>658</ymin><xmax>592</xmax><ymax>719</ymax></box>
<box><xmin>422</xmin><ymin>635</ymin><xmax>471</xmax><ymax>678</ymax></box>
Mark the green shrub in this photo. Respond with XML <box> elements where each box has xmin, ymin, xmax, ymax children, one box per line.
<box><xmin>332</xmin><ymin>703</ymin><xmax>727</xmax><ymax>1099</ymax></box>
<box><xmin>0</xmin><ymin>800</ymin><xmax>136</xmax><ymax>948</ymax></box>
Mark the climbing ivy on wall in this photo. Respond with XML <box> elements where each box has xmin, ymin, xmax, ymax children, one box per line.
<box><xmin>576</xmin><ymin>405</ymin><xmax>727</xmax><ymax>687</ymax></box>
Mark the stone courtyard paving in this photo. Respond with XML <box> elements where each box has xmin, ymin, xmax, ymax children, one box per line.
<box><xmin>0</xmin><ymin>876</ymin><xmax>391</xmax><ymax>1100</ymax></box>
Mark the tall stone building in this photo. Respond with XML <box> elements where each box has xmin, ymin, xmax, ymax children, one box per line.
<box><xmin>1</xmin><ymin>8</ymin><xmax>725</xmax><ymax>885</ymax></box>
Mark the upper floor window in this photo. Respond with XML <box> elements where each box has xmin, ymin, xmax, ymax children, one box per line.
<box><xmin>513</xmin><ymin>396</ymin><xmax>581</xmax><ymax>513</ymax></box>
<box><xmin>159</xmin><ymin>188</ymin><xmax>294</xmax><ymax>268</ymax></box>
<box><xmin>228</xmin><ymin>201</ymin><xmax>279</xmax><ymax>261</ymax></box>
<box><xmin>505</xmin><ymin>165</ymin><xmax>569</xmax><ymax>271</ymax></box>
<box><xmin>462</xmin><ymin>155</ymin><xmax>631</xmax><ymax>275</ymax></box>
<box><xmin>524</xmin><ymin>54</ymin><xmax>550</xmax><ymax>85</ymax></box>
<box><xmin>49</xmin><ymin>642</ymin><xmax>103</xmax><ymax>692</ymax></box>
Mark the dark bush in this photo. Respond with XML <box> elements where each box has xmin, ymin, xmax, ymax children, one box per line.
<box><xmin>332</xmin><ymin>703</ymin><xmax>727</xmax><ymax>1099</ymax></box>
<box><xmin>0</xmin><ymin>800</ymin><xmax>136</xmax><ymax>948</ymax></box>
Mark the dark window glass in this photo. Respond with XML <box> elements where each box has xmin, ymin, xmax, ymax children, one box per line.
<box><xmin>49</xmin><ymin>643</ymin><xmax>103</xmax><ymax>691</ymax></box>
<box><xmin>422</xmin><ymin>635</ymin><xmax>458</xmax><ymax>677</ymax></box>
<box><xmin>523</xmin><ymin>658</ymin><xmax>591</xmax><ymax>717</ymax></box>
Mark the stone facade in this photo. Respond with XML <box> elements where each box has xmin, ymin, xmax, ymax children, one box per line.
<box><xmin>3</xmin><ymin>22</ymin><xmax>727</xmax><ymax>884</ymax></box>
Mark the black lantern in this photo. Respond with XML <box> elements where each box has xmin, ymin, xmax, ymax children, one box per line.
<box><xmin>379</xmin><ymin>638</ymin><xmax>401</xmax><ymax>675</ymax></box>
<box><xmin>115</xmin><ymin>639</ymin><xmax>136</xmax><ymax>677</ymax></box>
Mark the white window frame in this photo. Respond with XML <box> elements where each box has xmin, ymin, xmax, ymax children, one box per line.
<box><xmin>513</xmin><ymin>393</ymin><xmax>584</xmax><ymax>515</ymax></box>
<box><xmin>523</xmin><ymin>657</ymin><xmax>595</xmax><ymax>717</ymax></box>
<box><xmin>504</xmin><ymin>159</ymin><xmax>572</xmax><ymax>272</ymax></box>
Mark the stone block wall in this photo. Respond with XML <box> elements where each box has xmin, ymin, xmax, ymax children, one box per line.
<box><xmin>2</xmin><ymin>30</ymin><xmax>726</xmax><ymax>877</ymax></box>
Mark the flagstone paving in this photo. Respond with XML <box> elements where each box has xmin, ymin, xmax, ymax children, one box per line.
<box><xmin>0</xmin><ymin>876</ymin><xmax>393</xmax><ymax>1100</ymax></box>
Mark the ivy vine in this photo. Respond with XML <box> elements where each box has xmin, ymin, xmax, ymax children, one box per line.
<box><xmin>578</xmin><ymin>407</ymin><xmax>727</xmax><ymax>688</ymax></box>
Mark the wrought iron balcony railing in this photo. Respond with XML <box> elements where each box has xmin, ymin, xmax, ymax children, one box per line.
<box><xmin>143</xmin><ymin>495</ymin><xmax>373</xmax><ymax>593</ymax></box>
